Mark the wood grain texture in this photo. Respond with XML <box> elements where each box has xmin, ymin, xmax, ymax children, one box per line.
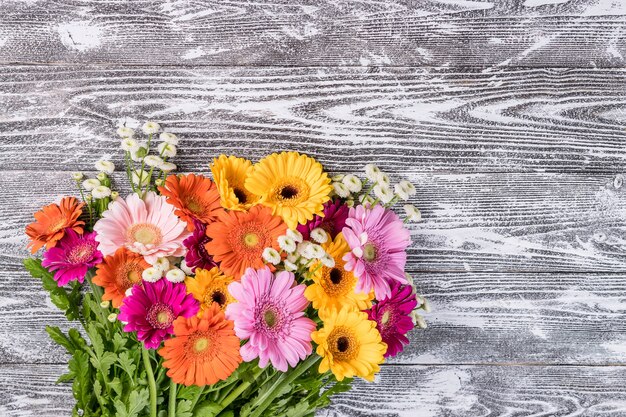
<box><xmin>3</xmin><ymin>173</ymin><xmax>625</xmax><ymax>365</ymax></box>
<box><xmin>3</xmin><ymin>364</ymin><xmax>626</xmax><ymax>417</ymax></box>
<box><xmin>1</xmin><ymin>0</ymin><xmax>625</xmax><ymax>67</ymax></box>
<box><xmin>1</xmin><ymin>66</ymin><xmax>626</xmax><ymax>173</ymax></box>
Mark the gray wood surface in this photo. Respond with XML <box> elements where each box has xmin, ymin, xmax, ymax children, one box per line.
<box><xmin>1</xmin><ymin>0</ymin><xmax>625</xmax><ymax>415</ymax></box>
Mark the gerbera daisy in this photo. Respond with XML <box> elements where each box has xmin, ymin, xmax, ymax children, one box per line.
<box><xmin>42</xmin><ymin>230</ymin><xmax>103</xmax><ymax>286</ymax></box>
<box><xmin>183</xmin><ymin>220</ymin><xmax>217</xmax><ymax>272</ymax></box>
<box><xmin>297</xmin><ymin>199</ymin><xmax>349</xmax><ymax>242</ymax></box>
<box><xmin>305</xmin><ymin>233</ymin><xmax>373</xmax><ymax>314</ymax></box>
<box><xmin>312</xmin><ymin>306</ymin><xmax>386</xmax><ymax>381</ymax></box>
<box><xmin>225</xmin><ymin>267</ymin><xmax>316</xmax><ymax>372</ymax></box>
<box><xmin>342</xmin><ymin>204</ymin><xmax>411</xmax><ymax>299</ymax></box>
<box><xmin>210</xmin><ymin>155</ymin><xmax>260</xmax><ymax>211</ymax></box>
<box><xmin>185</xmin><ymin>267</ymin><xmax>234</xmax><ymax>314</ymax></box>
<box><xmin>26</xmin><ymin>197</ymin><xmax>84</xmax><ymax>254</ymax></box>
<box><xmin>159</xmin><ymin>174</ymin><xmax>222</xmax><ymax>230</ymax></box>
<box><xmin>118</xmin><ymin>278</ymin><xmax>199</xmax><ymax>349</ymax></box>
<box><xmin>366</xmin><ymin>281</ymin><xmax>417</xmax><ymax>358</ymax></box>
<box><xmin>244</xmin><ymin>151</ymin><xmax>332</xmax><ymax>229</ymax></box>
<box><xmin>159</xmin><ymin>303</ymin><xmax>242</xmax><ymax>386</ymax></box>
<box><xmin>93</xmin><ymin>248</ymin><xmax>151</xmax><ymax>308</ymax></box>
<box><xmin>93</xmin><ymin>191</ymin><xmax>189</xmax><ymax>264</ymax></box>
<box><xmin>205</xmin><ymin>206</ymin><xmax>286</xmax><ymax>279</ymax></box>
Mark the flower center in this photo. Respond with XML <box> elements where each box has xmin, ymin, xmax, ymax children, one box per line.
<box><xmin>185</xmin><ymin>197</ymin><xmax>204</xmax><ymax>215</ymax></box>
<box><xmin>243</xmin><ymin>232</ymin><xmax>259</xmax><ymax>247</ymax></box>
<box><xmin>128</xmin><ymin>223</ymin><xmax>162</xmax><ymax>246</ymax></box>
<box><xmin>194</xmin><ymin>337</ymin><xmax>210</xmax><ymax>353</ymax></box>
<box><xmin>264</xmin><ymin>309</ymin><xmax>277</xmax><ymax>328</ymax></box>
<box><xmin>329</xmin><ymin>268</ymin><xmax>342</xmax><ymax>285</ymax></box>
<box><xmin>146</xmin><ymin>303</ymin><xmax>174</xmax><ymax>329</ymax></box>
<box><xmin>233</xmin><ymin>187</ymin><xmax>247</xmax><ymax>204</ymax></box>
<box><xmin>205</xmin><ymin>289</ymin><xmax>227</xmax><ymax>307</ymax></box>
<box><xmin>48</xmin><ymin>217</ymin><xmax>67</xmax><ymax>234</ymax></box>
<box><xmin>117</xmin><ymin>262</ymin><xmax>144</xmax><ymax>289</ymax></box>
<box><xmin>328</xmin><ymin>327</ymin><xmax>359</xmax><ymax>360</ymax></box>
<box><xmin>362</xmin><ymin>242</ymin><xmax>377</xmax><ymax>262</ymax></box>
<box><xmin>67</xmin><ymin>242</ymin><xmax>95</xmax><ymax>264</ymax></box>
<box><xmin>337</xmin><ymin>336</ymin><xmax>350</xmax><ymax>352</ymax></box>
<box><xmin>279</xmin><ymin>185</ymin><xmax>299</xmax><ymax>200</ymax></box>
<box><xmin>381</xmin><ymin>310</ymin><xmax>392</xmax><ymax>325</ymax></box>
<box><xmin>272</xmin><ymin>178</ymin><xmax>310</xmax><ymax>206</ymax></box>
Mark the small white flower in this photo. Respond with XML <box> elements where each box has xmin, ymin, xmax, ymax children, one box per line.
<box><xmin>82</xmin><ymin>178</ymin><xmax>100</xmax><ymax>191</ymax></box>
<box><xmin>95</xmin><ymin>160</ymin><xmax>115</xmax><ymax>174</ymax></box>
<box><xmin>331</xmin><ymin>174</ymin><xmax>345</xmax><ymax>182</ymax></box>
<box><xmin>333</xmin><ymin>182</ymin><xmax>350</xmax><ymax>198</ymax></box>
<box><xmin>180</xmin><ymin>259</ymin><xmax>194</xmax><ymax>275</ymax></box>
<box><xmin>92</xmin><ymin>185</ymin><xmax>112</xmax><ymax>199</ymax></box>
<box><xmin>403</xmin><ymin>204</ymin><xmax>421</xmax><ymax>222</ymax></box>
<box><xmin>132</xmin><ymin>170</ymin><xmax>150</xmax><ymax>187</ymax></box>
<box><xmin>152</xmin><ymin>257</ymin><xmax>170</xmax><ymax>273</ymax></box>
<box><xmin>166</xmin><ymin>268</ymin><xmax>186</xmax><ymax>283</ymax></box>
<box><xmin>159</xmin><ymin>162</ymin><xmax>177</xmax><ymax>173</ymax></box>
<box><xmin>121</xmin><ymin>138</ymin><xmax>139</xmax><ymax>152</ymax></box>
<box><xmin>320</xmin><ymin>254</ymin><xmax>335</xmax><ymax>268</ymax></box>
<box><xmin>377</xmin><ymin>172</ymin><xmax>391</xmax><ymax>187</ymax></box>
<box><xmin>100</xmin><ymin>300</ymin><xmax>110</xmax><ymax>308</ymax></box>
<box><xmin>158</xmin><ymin>142</ymin><xmax>177</xmax><ymax>158</ymax></box>
<box><xmin>125</xmin><ymin>287</ymin><xmax>134</xmax><ymax>297</ymax></box>
<box><xmin>96</xmin><ymin>172</ymin><xmax>108</xmax><ymax>182</ymax></box>
<box><xmin>71</xmin><ymin>172</ymin><xmax>83</xmax><ymax>181</ymax></box>
<box><xmin>364</xmin><ymin>164</ymin><xmax>381</xmax><ymax>182</ymax></box>
<box><xmin>155</xmin><ymin>178</ymin><xmax>165</xmax><ymax>187</ymax></box>
<box><xmin>310</xmin><ymin>228</ymin><xmax>329</xmax><ymax>244</ymax></box>
<box><xmin>111</xmin><ymin>191</ymin><xmax>120</xmax><ymax>200</ymax></box>
<box><xmin>296</xmin><ymin>241</ymin><xmax>313</xmax><ymax>258</ymax></box>
<box><xmin>117</xmin><ymin>126</ymin><xmax>135</xmax><ymax>138</ymax></box>
<box><xmin>394</xmin><ymin>184</ymin><xmax>410</xmax><ymax>201</ymax></box>
<box><xmin>131</xmin><ymin>144</ymin><xmax>148</xmax><ymax>162</ymax></box>
<box><xmin>286</xmin><ymin>229</ymin><xmax>303</xmax><ymax>243</ymax></box>
<box><xmin>284</xmin><ymin>260</ymin><xmax>298</xmax><ymax>272</ymax></box>
<box><xmin>374</xmin><ymin>184</ymin><xmax>394</xmax><ymax>204</ymax></box>
<box><xmin>144</xmin><ymin>155</ymin><xmax>164</xmax><ymax>167</ymax></box>
<box><xmin>107</xmin><ymin>313</ymin><xmax>118</xmax><ymax>322</ymax></box>
<box><xmin>398</xmin><ymin>180</ymin><xmax>416</xmax><ymax>197</ymax></box>
<box><xmin>159</xmin><ymin>132</ymin><xmax>179</xmax><ymax>145</ymax></box>
<box><xmin>142</xmin><ymin>121</ymin><xmax>161</xmax><ymax>135</ymax></box>
<box><xmin>342</xmin><ymin>174</ymin><xmax>362</xmax><ymax>193</ymax></box>
<box><xmin>306</xmin><ymin>243</ymin><xmax>326</xmax><ymax>260</ymax></box>
<box><xmin>262</xmin><ymin>248</ymin><xmax>281</xmax><ymax>265</ymax></box>
<box><xmin>277</xmin><ymin>235</ymin><xmax>296</xmax><ymax>253</ymax></box>
<box><xmin>142</xmin><ymin>267</ymin><xmax>163</xmax><ymax>283</ymax></box>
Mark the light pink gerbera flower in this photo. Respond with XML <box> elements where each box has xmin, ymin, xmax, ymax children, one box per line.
<box><xmin>94</xmin><ymin>192</ymin><xmax>190</xmax><ymax>264</ymax></box>
<box><xmin>342</xmin><ymin>204</ymin><xmax>411</xmax><ymax>299</ymax></box>
<box><xmin>225</xmin><ymin>267</ymin><xmax>316</xmax><ymax>372</ymax></box>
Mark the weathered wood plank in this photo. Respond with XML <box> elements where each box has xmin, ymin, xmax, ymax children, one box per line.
<box><xmin>3</xmin><ymin>364</ymin><xmax>626</xmax><ymax>416</ymax></box>
<box><xmin>0</xmin><ymin>0</ymin><xmax>625</xmax><ymax>67</ymax></box>
<box><xmin>3</xmin><ymin>269</ymin><xmax>626</xmax><ymax>365</ymax></box>
<box><xmin>1</xmin><ymin>66</ymin><xmax>626</xmax><ymax>173</ymax></box>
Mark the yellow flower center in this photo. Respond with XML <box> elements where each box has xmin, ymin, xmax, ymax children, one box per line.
<box><xmin>381</xmin><ymin>310</ymin><xmax>391</xmax><ymax>325</ymax></box>
<box><xmin>185</xmin><ymin>197</ymin><xmax>204</xmax><ymax>215</ymax></box>
<box><xmin>194</xmin><ymin>337</ymin><xmax>209</xmax><ymax>353</ymax></box>
<box><xmin>328</xmin><ymin>326</ymin><xmax>359</xmax><ymax>361</ymax></box>
<box><xmin>157</xmin><ymin>311</ymin><xmax>170</xmax><ymax>324</ymax></box>
<box><xmin>127</xmin><ymin>269</ymin><xmax>141</xmax><ymax>283</ymax></box>
<box><xmin>271</xmin><ymin>178</ymin><xmax>310</xmax><ymax>206</ymax></box>
<box><xmin>48</xmin><ymin>217</ymin><xmax>67</xmax><ymax>234</ymax></box>
<box><xmin>363</xmin><ymin>243</ymin><xmax>377</xmax><ymax>262</ymax></box>
<box><xmin>243</xmin><ymin>232</ymin><xmax>259</xmax><ymax>247</ymax></box>
<box><xmin>264</xmin><ymin>310</ymin><xmax>277</xmax><ymax>328</ymax></box>
<box><xmin>128</xmin><ymin>223</ymin><xmax>162</xmax><ymax>246</ymax></box>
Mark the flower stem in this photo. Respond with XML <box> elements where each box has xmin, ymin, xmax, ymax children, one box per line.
<box><xmin>168</xmin><ymin>379</ymin><xmax>176</xmax><ymax>417</ymax></box>
<box><xmin>215</xmin><ymin>366</ymin><xmax>266</xmax><ymax>412</ymax></box>
<box><xmin>142</xmin><ymin>347</ymin><xmax>158</xmax><ymax>417</ymax></box>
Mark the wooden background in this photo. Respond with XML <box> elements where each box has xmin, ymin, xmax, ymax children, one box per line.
<box><xmin>1</xmin><ymin>0</ymin><xmax>626</xmax><ymax>415</ymax></box>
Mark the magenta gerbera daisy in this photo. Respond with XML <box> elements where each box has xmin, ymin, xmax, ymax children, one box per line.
<box><xmin>42</xmin><ymin>229</ymin><xmax>103</xmax><ymax>286</ymax></box>
<box><xmin>183</xmin><ymin>220</ymin><xmax>216</xmax><ymax>273</ymax></box>
<box><xmin>342</xmin><ymin>204</ymin><xmax>411</xmax><ymax>299</ymax></box>
<box><xmin>118</xmin><ymin>279</ymin><xmax>199</xmax><ymax>349</ymax></box>
<box><xmin>225</xmin><ymin>267</ymin><xmax>316</xmax><ymax>372</ymax></box>
<box><xmin>366</xmin><ymin>281</ymin><xmax>417</xmax><ymax>357</ymax></box>
<box><xmin>297</xmin><ymin>199</ymin><xmax>349</xmax><ymax>241</ymax></box>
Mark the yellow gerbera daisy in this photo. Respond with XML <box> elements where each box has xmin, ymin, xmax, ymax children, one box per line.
<box><xmin>312</xmin><ymin>306</ymin><xmax>387</xmax><ymax>381</ymax></box>
<box><xmin>244</xmin><ymin>152</ymin><xmax>332</xmax><ymax>229</ymax></box>
<box><xmin>185</xmin><ymin>267</ymin><xmax>234</xmax><ymax>314</ymax></box>
<box><xmin>211</xmin><ymin>155</ymin><xmax>260</xmax><ymax>211</ymax></box>
<box><xmin>305</xmin><ymin>233</ymin><xmax>373</xmax><ymax>314</ymax></box>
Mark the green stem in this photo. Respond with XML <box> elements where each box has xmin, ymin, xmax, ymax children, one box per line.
<box><xmin>215</xmin><ymin>366</ymin><xmax>266</xmax><ymax>412</ymax></box>
<box><xmin>248</xmin><ymin>355</ymin><xmax>320</xmax><ymax>417</ymax></box>
<box><xmin>142</xmin><ymin>347</ymin><xmax>158</xmax><ymax>417</ymax></box>
<box><xmin>169</xmin><ymin>379</ymin><xmax>177</xmax><ymax>417</ymax></box>
<box><xmin>125</xmin><ymin>151</ymin><xmax>137</xmax><ymax>193</ymax></box>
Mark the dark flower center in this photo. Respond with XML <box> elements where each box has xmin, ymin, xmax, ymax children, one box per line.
<box><xmin>337</xmin><ymin>336</ymin><xmax>350</xmax><ymax>352</ymax></box>
<box><xmin>329</xmin><ymin>268</ymin><xmax>342</xmax><ymax>285</ymax></box>
<box><xmin>279</xmin><ymin>185</ymin><xmax>299</xmax><ymax>200</ymax></box>
<box><xmin>211</xmin><ymin>290</ymin><xmax>226</xmax><ymax>306</ymax></box>
<box><xmin>233</xmin><ymin>188</ymin><xmax>247</xmax><ymax>204</ymax></box>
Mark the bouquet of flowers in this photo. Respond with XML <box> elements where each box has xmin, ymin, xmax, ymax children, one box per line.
<box><xmin>24</xmin><ymin>122</ymin><xmax>428</xmax><ymax>417</ymax></box>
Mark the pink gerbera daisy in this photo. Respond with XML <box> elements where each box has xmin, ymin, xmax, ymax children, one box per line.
<box><xmin>342</xmin><ymin>204</ymin><xmax>411</xmax><ymax>299</ymax></box>
<box><xmin>42</xmin><ymin>229</ymin><xmax>103</xmax><ymax>286</ymax></box>
<box><xmin>297</xmin><ymin>199</ymin><xmax>349</xmax><ymax>241</ymax></box>
<box><xmin>118</xmin><ymin>279</ymin><xmax>199</xmax><ymax>349</ymax></box>
<box><xmin>366</xmin><ymin>281</ymin><xmax>417</xmax><ymax>357</ymax></box>
<box><xmin>94</xmin><ymin>192</ymin><xmax>190</xmax><ymax>264</ymax></box>
<box><xmin>225</xmin><ymin>267</ymin><xmax>316</xmax><ymax>372</ymax></box>
<box><xmin>183</xmin><ymin>219</ymin><xmax>216</xmax><ymax>273</ymax></box>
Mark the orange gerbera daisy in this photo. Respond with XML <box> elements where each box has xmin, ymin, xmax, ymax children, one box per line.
<box><xmin>205</xmin><ymin>206</ymin><xmax>287</xmax><ymax>279</ymax></box>
<box><xmin>26</xmin><ymin>197</ymin><xmax>84</xmax><ymax>254</ymax></box>
<box><xmin>185</xmin><ymin>267</ymin><xmax>234</xmax><ymax>314</ymax></box>
<box><xmin>159</xmin><ymin>303</ymin><xmax>242</xmax><ymax>386</ymax></box>
<box><xmin>159</xmin><ymin>174</ymin><xmax>222</xmax><ymax>231</ymax></box>
<box><xmin>93</xmin><ymin>247</ymin><xmax>150</xmax><ymax>308</ymax></box>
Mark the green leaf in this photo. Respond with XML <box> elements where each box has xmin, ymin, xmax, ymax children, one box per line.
<box><xmin>114</xmin><ymin>388</ymin><xmax>149</xmax><ymax>417</ymax></box>
<box><xmin>69</xmin><ymin>350</ymin><xmax>92</xmax><ymax>410</ymax></box>
<box><xmin>109</xmin><ymin>377</ymin><xmax>123</xmax><ymax>397</ymax></box>
<box><xmin>90</xmin><ymin>351</ymin><xmax>117</xmax><ymax>376</ymax></box>
<box><xmin>117</xmin><ymin>351</ymin><xmax>137</xmax><ymax>381</ymax></box>
<box><xmin>86</xmin><ymin>323</ymin><xmax>105</xmax><ymax>357</ymax></box>
<box><xmin>68</xmin><ymin>328</ymin><xmax>88</xmax><ymax>350</ymax></box>
<box><xmin>192</xmin><ymin>401</ymin><xmax>223</xmax><ymax>417</ymax></box>
<box><xmin>23</xmin><ymin>258</ymin><xmax>81</xmax><ymax>320</ymax></box>
<box><xmin>177</xmin><ymin>385</ymin><xmax>203</xmax><ymax>401</ymax></box>
<box><xmin>56</xmin><ymin>373</ymin><xmax>74</xmax><ymax>384</ymax></box>
<box><xmin>176</xmin><ymin>399</ymin><xmax>194</xmax><ymax>417</ymax></box>
<box><xmin>112</xmin><ymin>332</ymin><xmax>128</xmax><ymax>352</ymax></box>
<box><xmin>46</xmin><ymin>326</ymin><xmax>75</xmax><ymax>354</ymax></box>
